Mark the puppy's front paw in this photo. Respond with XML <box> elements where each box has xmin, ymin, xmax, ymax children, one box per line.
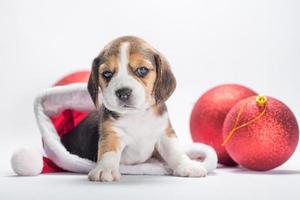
<box><xmin>174</xmin><ymin>160</ymin><xmax>207</xmax><ymax>177</ymax></box>
<box><xmin>88</xmin><ymin>166</ymin><xmax>121</xmax><ymax>182</ymax></box>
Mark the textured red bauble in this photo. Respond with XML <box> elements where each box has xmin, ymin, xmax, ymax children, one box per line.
<box><xmin>190</xmin><ymin>84</ymin><xmax>257</xmax><ymax>166</ymax></box>
<box><xmin>223</xmin><ymin>96</ymin><xmax>299</xmax><ymax>171</ymax></box>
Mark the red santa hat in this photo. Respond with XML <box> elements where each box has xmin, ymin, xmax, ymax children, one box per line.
<box><xmin>11</xmin><ymin>71</ymin><xmax>217</xmax><ymax>176</ymax></box>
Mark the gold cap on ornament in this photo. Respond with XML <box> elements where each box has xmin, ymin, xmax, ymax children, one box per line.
<box><xmin>256</xmin><ymin>95</ymin><xmax>267</xmax><ymax>107</ymax></box>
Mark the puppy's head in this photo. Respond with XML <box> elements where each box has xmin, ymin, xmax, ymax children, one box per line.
<box><xmin>88</xmin><ymin>36</ymin><xmax>176</xmax><ymax>114</ymax></box>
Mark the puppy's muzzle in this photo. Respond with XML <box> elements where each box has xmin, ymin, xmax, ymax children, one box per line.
<box><xmin>115</xmin><ymin>87</ymin><xmax>132</xmax><ymax>102</ymax></box>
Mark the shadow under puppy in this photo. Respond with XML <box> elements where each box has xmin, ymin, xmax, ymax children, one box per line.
<box><xmin>61</xmin><ymin>36</ymin><xmax>208</xmax><ymax>182</ymax></box>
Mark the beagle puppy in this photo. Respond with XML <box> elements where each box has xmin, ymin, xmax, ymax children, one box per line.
<box><xmin>61</xmin><ymin>36</ymin><xmax>207</xmax><ymax>181</ymax></box>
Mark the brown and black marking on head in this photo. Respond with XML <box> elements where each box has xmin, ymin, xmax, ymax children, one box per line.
<box><xmin>87</xmin><ymin>36</ymin><xmax>176</xmax><ymax>114</ymax></box>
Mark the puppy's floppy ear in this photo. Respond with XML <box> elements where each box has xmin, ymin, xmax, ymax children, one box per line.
<box><xmin>87</xmin><ymin>57</ymin><xmax>101</xmax><ymax>109</ymax></box>
<box><xmin>153</xmin><ymin>53</ymin><xmax>176</xmax><ymax>104</ymax></box>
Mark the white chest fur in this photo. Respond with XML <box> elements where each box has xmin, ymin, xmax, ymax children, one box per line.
<box><xmin>112</xmin><ymin>109</ymin><xmax>168</xmax><ymax>165</ymax></box>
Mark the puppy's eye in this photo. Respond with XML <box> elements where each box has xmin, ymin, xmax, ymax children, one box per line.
<box><xmin>102</xmin><ymin>71</ymin><xmax>113</xmax><ymax>80</ymax></box>
<box><xmin>135</xmin><ymin>67</ymin><xmax>149</xmax><ymax>78</ymax></box>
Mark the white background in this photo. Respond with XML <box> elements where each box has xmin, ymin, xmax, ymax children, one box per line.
<box><xmin>1</xmin><ymin>0</ymin><xmax>300</xmax><ymax>199</ymax></box>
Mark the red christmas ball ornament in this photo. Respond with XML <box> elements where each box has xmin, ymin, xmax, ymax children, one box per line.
<box><xmin>54</xmin><ymin>71</ymin><xmax>90</xmax><ymax>86</ymax></box>
<box><xmin>190</xmin><ymin>84</ymin><xmax>257</xmax><ymax>166</ymax></box>
<box><xmin>222</xmin><ymin>95</ymin><xmax>299</xmax><ymax>171</ymax></box>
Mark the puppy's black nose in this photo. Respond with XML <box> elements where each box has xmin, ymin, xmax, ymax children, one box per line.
<box><xmin>115</xmin><ymin>87</ymin><xmax>132</xmax><ymax>102</ymax></box>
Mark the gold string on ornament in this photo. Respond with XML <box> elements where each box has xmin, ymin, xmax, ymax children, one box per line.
<box><xmin>222</xmin><ymin>95</ymin><xmax>268</xmax><ymax>146</ymax></box>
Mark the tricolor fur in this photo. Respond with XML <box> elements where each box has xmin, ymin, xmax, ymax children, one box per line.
<box><xmin>61</xmin><ymin>36</ymin><xmax>208</xmax><ymax>182</ymax></box>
